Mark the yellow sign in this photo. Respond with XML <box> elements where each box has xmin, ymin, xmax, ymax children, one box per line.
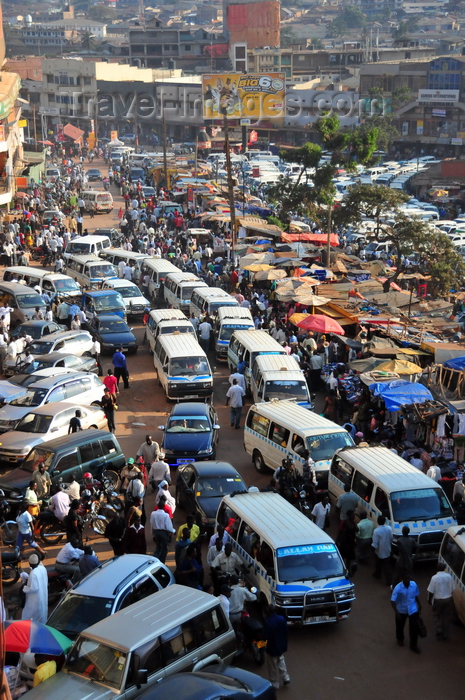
<box><xmin>202</xmin><ymin>72</ymin><xmax>285</xmax><ymax>121</ymax></box>
<box><xmin>87</xmin><ymin>132</ymin><xmax>96</xmax><ymax>148</ymax></box>
<box><xmin>18</xmin><ymin>119</ymin><xmax>27</xmax><ymax>128</ymax></box>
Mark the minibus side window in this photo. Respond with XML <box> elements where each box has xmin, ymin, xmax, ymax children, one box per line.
<box><xmin>352</xmin><ymin>471</ymin><xmax>374</xmax><ymax>503</ymax></box>
<box><xmin>331</xmin><ymin>456</ymin><xmax>354</xmax><ymax>487</ymax></box>
<box><xmin>441</xmin><ymin>534</ymin><xmax>465</xmax><ymax>578</ymax></box>
<box><xmin>247</xmin><ymin>410</ymin><xmax>270</xmax><ymax>437</ymax></box>
<box><xmin>238</xmin><ymin>523</ymin><xmax>259</xmax><ymax>556</ymax></box>
<box><xmin>291</xmin><ymin>434</ymin><xmax>305</xmax><ymax>455</ymax></box>
<box><xmin>217</xmin><ymin>503</ymin><xmax>240</xmax><ymax>539</ymax></box>
<box><xmin>375</xmin><ymin>488</ymin><xmax>389</xmax><ymax>515</ymax></box>
<box><xmin>256</xmin><ymin>540</ymin><xmax>275</xmax><ymax>575</ymax></box>
<box><xmin>270</xmin><ymin>422</ymin><xmax>290</xmax><ymax>448</ymax></box>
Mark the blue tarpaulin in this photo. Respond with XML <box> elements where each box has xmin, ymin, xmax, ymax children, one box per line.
<box><xmin>372</xmin><ymin>381</ymin><xmax>433</xmax><ymax>411</ymax></box>
<box><xmin>443</xmin><ymin>356</ymin><xmax>465</xmax><ymax>371</ymax></box>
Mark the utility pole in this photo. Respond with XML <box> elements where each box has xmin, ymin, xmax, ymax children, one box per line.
<box><xmin>94</xmin><ymin>92</ymin><xmax>99</xmax><ymax>150</ymax></box>
<box><xmin>194</xmin><ymin>131</ymin><xmax>199</xmax><ymax>180</ymax></box>
<box><xmin>222</xmin><ymin>112</ymin><xmax>237</xmax><ymax>256</ymax></box>
<box><xmin>33</xmin><ymin>104</ymin><xmax>37</xmax><ymax>143</ymax></box>
<box><xmin>326</xmin><ymin>203</ymin><xmax>332</xmax><ymax>269</ymax></box>
<box><xmin>162</xmin><ymin>94</ymin><xmax>168</xmax><ymax>190</ymax></box>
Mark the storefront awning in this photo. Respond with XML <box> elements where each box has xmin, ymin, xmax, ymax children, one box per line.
<box><xmin>63</xmin><ymin>123</ymin><xmax>84</xmax><ymax>142</ymax></box>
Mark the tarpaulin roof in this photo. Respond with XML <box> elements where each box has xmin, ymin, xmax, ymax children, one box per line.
<box><xmin>371</xmin><ymin>380</ymin><xmax>433</xmax><ymax>411</ymax></box>
<box><xmin>63</xmin><ymin>123</ymin><xmax>84</xmax><ymax>142</ymax></box>
<box><xmin>282</xmin><ymin>232</ymin><xmax>340</xmax><ymax>246</ymax></box>
<box><xmin>443</xmin><ymin>356</ymin><xmax>465</xmax><ymax>371</ymax></box>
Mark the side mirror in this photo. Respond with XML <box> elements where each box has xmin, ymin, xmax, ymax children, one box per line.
<box><xmin>213</xmin><ymin>424</ymin><xmax>220</xmax><ymax>430</ymax></box>
<box><xmin>157</xmin><ymin>425</ymin><xmax>165</xmax><ymax>431</ymax></box>
<box><xmin>51</xmin><ymin>427</ymin><xmax>59</xmax><ymax>432</ymax></box>
<box><xmin>136</xmin><ymin>669</ymin><xmax>148</xmax><ymax>688</ymax></box>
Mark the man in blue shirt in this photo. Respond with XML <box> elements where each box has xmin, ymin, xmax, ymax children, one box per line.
<box><xmin>263</xmin><ymin>604</ymin><xmax>291</xmax><ymax>689</ymax></box>
<box><xmin>112</xmin><ymin>347</ymin><xmax>129</xmax><ymax>389</ymax></box>
<box><xmin>391</xmin><ymin>573</ymin><xmax>421</xmax><ymax>653</ymax></box>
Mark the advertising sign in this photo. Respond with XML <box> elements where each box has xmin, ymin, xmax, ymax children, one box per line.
<box><xmin>418</xmin><ymin>89</ymin><xmax>459</xmax><ymax>104</ymax></box>
<box><xmin>202</xmin><ymin>72</ymin><xmax>285</xmax><ymax>121</ymax></box>
<box><xmin>110</xmin><ymin>130</ymin><xmax>118</xmax><ymax>141</ymax></box>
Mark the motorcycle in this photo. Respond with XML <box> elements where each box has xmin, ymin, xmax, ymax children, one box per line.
<box><xmin>1</xmin><ymin>546</ymin><xmax>21</xmax><ymax>586</ymax></box>
<box><xmin>239</xmin><ymin>607</ymin><xmax>266</xmax><ymax>666</ymax></box>
<box><xmin>39</xmin><ymin>496</ymin><xmax>112</xmax><ymax>545</ymax></box>
<box><xmin>47</xmin><ymin>570</ymin><xmax>73</xmax><ymax>603</ymax></box>
<box><xmin>0</xmin><ymin>494</ymin><xmax>21</xmax><ymax>546</ymax></box>
<box><xmin>38</xmin><ymin>510</ymin><xmax>66</xmax><ymax>545</ymax></box>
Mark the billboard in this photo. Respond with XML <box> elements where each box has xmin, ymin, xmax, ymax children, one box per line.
<box><xmin>418</xmin><ymin>89</ymin><xmax>459</xmax><ymax>104</ymax></box>
<box><xmin>202</xmin><ymin>72</ymin><xmax>285</xmax><ymax>121</ymax></box>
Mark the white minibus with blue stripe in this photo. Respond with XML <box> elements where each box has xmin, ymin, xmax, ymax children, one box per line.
<box><xmin>329</xmin><ymin>446</ymin><xmax>456</xmax><ymax>560</ymax></box>
<box><xmin>439</xmin><ymin>526</ymin><xmax>465</xmax><ymax>625</ymax></box>
<box><xmin>153</xmin><ymin>332</ymin><xmax>213</xmax><ymax>401</ymax></box>
<box><xmin>216</xmin><ymin>491</ymin><xmax>355</xmax><ymax>625</ymax></box>
<box><xmin>228</xmin><ymin>330</ymin><xmax>286</xmax><ymax>392</ymax></box>
<box><xmin>214</xmin><ymin>306</ymin><xmax>254</xmax><ymax>361</ymax></box>
<box><xmin>250</xmin><ymin>354</ymin><xmax>313</xmax><ymax>410</ymax></box>
<box><xmin>244</xmin><ymin>399</ymin><xmax>353</xmax><ymax>492</ymax></box>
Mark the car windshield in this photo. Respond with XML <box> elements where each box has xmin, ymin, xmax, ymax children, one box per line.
<box><xmin>20</xmin><ymin>446</ymin><xmax>54</xmax><ymax>472</ymax></box>
<box><xmin>219</xmin><ymin>324</ymin><xmax>252</xmax><ymax>341</ymax></box>
<box><xmin>48</xmin><ymin>593</ymin><xmax>113</xmax><ymax>638</ymax></box>
<box><xmin>390</xmin><ymin>488</ymin><xmax>453</xmax><ymax>522</ymax></box>
<box><xmin>198</xmin><ymin>475</ymin><xmax>245</xmax><ymax>497</ymax></box>
<box><xmin>117</xmin><ymin>286</ymin><xmax>141</xmax><ymax>299</ymax></box>
<box><xmin>306</xmin><ymin>433</ymin><xmax>353</xmax><ymax>462</ymax></box>
<box><xmin>93</xmin><ymin>294</ymin><xmax>125</xmax><ymax>311</ymax></box>
<box><xmin>15</xmin><ymin>412</ymin><xmax>53</xmax><ymax>433</ymax></box>
<box><xmin>264</xmin><ymin>380</ymin><xmax>308</xmax><ymax>401</ymax></box>
<box><xmin>31</xmin><ymin>337</ymin><xmax>57</xmax><ymax>353</ymax></box>
<box><xmin>166</xmin><ymin>416</ymin><xmax>211</xmax><ymax>432</ymax></box>
<box><xmin>23</xmin><ymin>361</ymin><xmax>51</xmax><ymax>374</ymax></box>
<box><xmin>54</xmin><ymin>278</ymin><xmax>80</xmax><ymax>291</ymax></box>
<box><xmin>99</xmin><ymin>320</ymin><xmax>129</xmax><ymax>333</ymax></box>
<box><xmin>10</xmin><ymin>388</ymin><xmax>47</xmax><ymax>407</ymax></box>
<box><xmin>169</xmin><ymin>357</ymin><xmax>210</xmax><ymax>376</ymax></box>
<box><xmin>17</xmin><ymin>293</ymin><xmax>44</xmax><ymax>309</ymax></box>
<box><xmin>277</xmin><ymin>544</ymin><xmax>345</xmax><ymax>584</ymax></box>
<box><xmin>66</xmin><ymin>636</ymin><xmax>126</xmax><ymax>689</ymax></box>
<box><xmin>90</xmin><ymin>265</ymin><xmax>117</xmax><ymax>279</ymax></box>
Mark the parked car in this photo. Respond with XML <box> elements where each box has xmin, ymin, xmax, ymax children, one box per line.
<box><xmin>0</xmin><ymin>372</ymin><xmax>104</xmax><ymax>433</ymax></box>
<box><xmin>134</xmin><ymin>665</ymin><xmax>274</xmax><ymax>700</ymax></box>
<box><xmin>101</xmin><ymin>279</ymin><xmax>150</xmax><ymax>317</ymax></box>
<box><xmin>87</xmin><ymin>168</ymin><xmax>102</xmax><ymax>181</ymax></box>
<box><xmin>142</xmin><ymin>186</ymin><xmax>156</xmax><ymax>199</ymax></box>
<box><xmin>27</xmin><ymin>330</ymin><xmax>94</xmax><ymax>357</ymax></box>
<box><xmin>42</xmin><ymin>210</ymin><xmax>65</xmax><ymax>224</ymax></box>
<box><xmin>159</xmin><ymin>402</ymin><xmax>220</xmax><ymax>466</ymax></box>
<box><xmin>176</xmin><ymin>460</ymin><xmax>246</xmax><ymax>530</ymax></box>
<box><xmin>89</xmin><ymin>314</ymin><xmax>138</xmax><ymax>353</ymax></box>
<box><xmin>93</xmin><ymin>227</ymin><xmax>123</xmax><ymax>245</ymax></box>
<box><xmin>0</xmin><ymin>402</ymin><xmax>107</xmax><ymax>464</ymax></box>
<box><xmin>47</xmin><ymin>554</ymin><xmax>174</xmax><ymax>639</ymax></box>
<box><xmin>9</xmin><ymin>367</ymin><xmax>91</xmax><ymax>388</ymax></box>
<box><xmin>10</xmin><ymin>321</ymin><xmax>67</xmax><ymax>341</ymax></box>
<box><xmin>7</xmin><ymin>352</ymin><xmax>99</xmax><ymax>377</ymax></box>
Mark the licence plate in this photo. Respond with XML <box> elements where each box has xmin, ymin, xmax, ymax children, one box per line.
<box><xmin>122</xmin><ymin>348</ymin><xmax>129</xmax><ymax>351</ymax></box>
<box><xmin>306</xmin><ymin>615</ymin><xmax>329</xmax><ymax>623</ymax></box>
<box><xmin>183</xmin><ymin>394</ymin><xmax>198</xmax><ymax>399</ymax></box>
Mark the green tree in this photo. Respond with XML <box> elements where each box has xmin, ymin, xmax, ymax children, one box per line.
<box><xmin>330</xmin><ymin>6</ymin><xmax>366</xmax><ymax>36</ymax></box>
<box><xmin>309</xmin><ymin>37</ymin><xmax>323</xmax><ymax>50</ymax></box>
<box><xmin>80</xmin><ymin>31</ymin><xmax>96</xmax><ymax>51</ymax></box>
<box><xmin>280</xmin><ymin>26</ymin><xmax>298</xmax><ymax>48</ymax></box>
<box><xmin>88</xmin><ymin>4</ymin><xmax>117</xmax><ymax>22</ymax></box>
<box><xmin>333</xmin><ymin>183</ymin><xmax>409</xmax><ymax>237</ymax></box>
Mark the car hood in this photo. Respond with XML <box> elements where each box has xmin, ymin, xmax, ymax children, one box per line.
<box><xmin>99</xmin><ymin>331</ymin><xmax>136</xmax><ymax>345</ymax></box>
<box><xmin>196</xmin><ymin>495</ymin><xmax>222</xmax><ymax>519</ymax></box>
<box><xmin>15</xmin><ymin>669</ymin><xmax>117</xmax><ymax>700</ymax></box>
<box><xmin>0</xmin><ymin>382</ymin><xmax>27</xmax><ymax>401</ymax></box>
<box><xmin>0</xmin><ymin>430</ymin><xmax>44</xmax><ymax>453</ymax></box>
<box><xmin>0</xmin><ymin>406</ymin><xmax>32</xmax><ymax>424</ymax></box>
<box><xmin>0</xmin><ymin>467</ymin><xmax>34</xmax><ymax>492</ymax></box>
<box><xmin>163</xmin><ymin>431</ymin><xmax>212</xmax><ymax>454</ymax></box>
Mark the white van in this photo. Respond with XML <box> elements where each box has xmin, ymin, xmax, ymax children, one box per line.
<box><xmin>64</xmin><ymin>254</ymin><xmax>118</xmax><ymax>288</ymax></box>
<box><xmin>100</xmin><ymin>249</ymin><xmax>148</xmax><ymax>284</ymax></box>
<box><xmin>44</xmin><ymin>167</ymin><xmax>61</xmax><ymax>183</ymax></box>
<box><xmin>141</xmin><ymin>258</ymin><xmax>182</xmax><ymax>300</ymax></box>
<box><xmin>244</xmin><ymin>399</ymin><xmax>353</xmax><ymax>491</ymax></box>
<box><xmin>439</xmin><ymin>526</ymin><xmax>465</xmax><ymax>625</ymax></box>
<box><xmin>80</xmin><ymin>190</ymin><xmax>113</xmax><ymax>213</ymax></box>
<box><xmin>227</xmin><ymin>330</ymin><xmax>286</xmax><ymax>391</ymax></box>
<box><xmin>153</xmin><ymin>333</ymin><xmax>213</xmax><ymax>401</ymax></box>
<box><xmin>329</xmin><ymin>446</ymin><xmax>456</xmax><ymax>560</ymax></box>
<box><xmin>3</xmin><ymin>267</ymin><xmax>81</xmax><ymax>300</ymax></box>
<box><xmin>214</xmin><ymin>307</ymin><xmax>254</xmax><ymax>361</ymax></box>
<box><xmin>217</xmin><ymin>491</ymin><xmax>355</xmax><ymax>625</ymax></box>
<box><xmin>146</xmin><ymin>309</ymin><xmax>195</xmax><ymax>353</ymax></box>
<box><xmin>64</xmin><ymin>234</ymin><xmax>111</xmax><ymax>259</ymax></box>
<box><xmin>250</xmin><ymin>354</ymin><xmax>312</xmax><ymax>409</ymax></box>
<box><xmin>101</xmin><ymin>278</ymin><xmax>149</xmax><ymax>317</ymax></box>
<box><xmin>189</xmin><ymin>288</ymin><xmax>238</xmax><ymax>319</ymax></box>
<box><xmin>164</xmin><ymin>272</ymin><xmax>208</xmax><ymax>315</ymax></box>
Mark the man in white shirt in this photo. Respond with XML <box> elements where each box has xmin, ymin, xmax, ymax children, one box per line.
<box><xmin>49</xmin><ymin>490</ymin><xmax>70</xmax><ymax>521</ymax></box>
<box><xmin>118</xmin><ymin>260</ymin><xmax>126</xmax><ymax>278</ymax></box>
<box><xmin>150</xmin><ymin>501</ymin><xmax>175</xmax><ymax>563</ymax></box>
<box><xmin>212</xmin><ymin>542</ymin><xmax>244</xmax><ymax>575</ymax></box>
<box><xmin>226</xmin><ymin>379</ymin><xmax>245</xmax><ymax>429</ymax></box>
<box><xmin>372</xmin><ymin>515</ymin><xmax>393</xmax><ymax>585</ymax></box>
<box><xmin>311</xmin><ymin>495</ymin><xmax>331</xmax><ymax>530</ymax></box>
<box><xmin>198</xmin><ymin>319</ymin><xmax>212</xmax><ymax>353</ymax></box>
<box><xmin>229</xmin><ymin>575</ymin><xmax>257</xmax><ymax>624</ymax></box>
<box><xmin>218</xmin><ymin>585</ymin><xmax>231</xmax><ymax>617</ymax></box>
<box><xmin>148</xmin><ymin>458</ymin><xmax>171</xmax><ymax>491</ymax></box>
<box><xmin>55</xmin><ymin>538</ymin><xmax>85</xmax><ymax>575</ymax></box>
<box><xmin>427</xmin><ymin>562</ymin><xmax>455</xmax><ymax>640</ymax></box>
<box><xmin>123</xmin><ymin>264</ymin><xmax>133</xmax><ymax>281</ymax></box>
<box><xmin>136</xmin><ymin>435</ymin><xmax>160</xmax><ymax>465</ymax></box>
<box><xmin>207</xmin><ymin>538</ymin><xmax>224</xmax><ymax>567</ymax></box>
<box><xmin>229</xmin><ymin>369</ymin><xmax>246</xmax><ymax>392</ymax></box>
<box><xmin>426</xmin><ymin>460</ymin><xmax>441</xmax><ymax>482</ymax></box>
<box><xmin>61</xmin><ymin>475</ymin><xmax>80</xmax><ymax>502</ymax></box>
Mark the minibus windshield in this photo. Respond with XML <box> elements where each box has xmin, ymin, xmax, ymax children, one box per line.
<box><xmin>210</xmin><ymin>301</ymin><xmax>237</xmax><ymax>312</ymax></box>
<box><xmin>169</xmin><ymin>357</ymin><xmax>210</xmax><ymax>376</ymax></box>
<box><xmin>277</xmin><ymin>544</ymin><xmax>345</xmax><ymax>583</ymax></box>
<box><xmin>306</xmin><ymin>433</ymin><xmax>353</xmax><ymax>461</ymax></box>
<box><xmin>66</xmin><ymin>637</ymin><xmax>126</xmax><ymax>689</ymax></box>
<box><xmin>182</xmin><ymin>285</ymin><xmax>198</xmax><ymax>299</ymax></box>
<box><xmin>160</xmin><ymin>324</ymin><xmax>194</xmax><ymax>335</ymax></box>
<box><xmin>390</xmin><ymin>488</ymin><xmax>452</xmax><ymax>522</ymax></box>
<box><xmin>219</xmin><ymin>324</ymin><xmax>252</xmax><ymax>341</ymax></box>
<box><xmin>265</xmin><ymin>380</ymin><xmax>308</xmax><ymax>401</ymax></box>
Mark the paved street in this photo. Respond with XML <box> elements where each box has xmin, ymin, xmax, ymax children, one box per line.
<box><xmin>7</xmin><ymin>159</ymin><xmax>465</xmax><ymax>700</ymax></box>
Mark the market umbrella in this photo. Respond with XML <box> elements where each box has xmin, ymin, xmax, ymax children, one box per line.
<box><xmin>275</xmin><ymin>259</ymin><xmax>306</xmax><ymax>267</ymax></box>
<box><xmin>243</xmin><ymin>264</ymin><xmax>273</xmax><ymax>272</ymax></box>
<box><xmin>293</xmin><ymin>293</ymin><xmax>331</xmax><ymax>306</ymax></box>
<box><xmin>254</xmin><ymin>268</ymin><xmax>287</xmax><ymax>281</ymax></box>
<box><xmin>37</xmin><ymin>140</ymin><xmax>53</xmax><ymax>146</ymax></box>
<box><xmin>289</xmin><ymin>313</ymin><xmax>309</xmax><ymax>325</ymax></box>
<box><xmin>375</xmin><ymin>359</ymin><xmax>422</xmax><ymax>375</ymax></box>
<box><xmin>4</xmin><ymin>621</ymin><xmax>73</xmax><ymax>655</ymax></box>
<box><xmin>297</xmin><ymin>315</ymin><xmax>345</xmax><ymax>335</ymax></box>
<box><xmin>276</xmin><ymin>278</ymin><xmax>317</xmax><ymax>291</ymax></box>
<box><xmin>14</xmin><ymin>192</ymin><xmax>28</xmax><ymax>199</ymax></box>
<box><xmin>239</xmin><ymin>252</ymin><xmax>276</xmax><ymax>268</ymax></box>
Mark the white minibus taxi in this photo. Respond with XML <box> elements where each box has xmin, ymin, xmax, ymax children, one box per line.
<box><xmin>189</xmin><ymin>287</ymin><xmax>238</xmax><ymax>318</ymax></box>
<box><xmin>163</xmin><ymin>272</ymin><xmax>207</xmax><ymax>314</ymax></box>
<box><xmin>64</xmin><ymin>254</ymin><xmax>118</xmax><ymax>288</ymax></box>
<box><xmin>3</xmin><ymin>267</ymin><xmax>81</xmax><ymax>300</ymax></box>
<box><xmin>80</xmin><ymin>190</ymin><xmax>113</xmax><ymax>213</ymax></box>
<box><xmin>141</xmin><ymin>258</ymin><xmax>179</xmax><ymax>299</ymax></box>
<box><xmin>145</xmin><ymin>309</ymin><xmax>195</xmax><ymax>353</ymax></box>
<box><xmin>244</xmin><ymin>399</ymin><xmax>353</xmax><ymax>492</ymax></box>
<box><xmin>227</xmin><ymin>330</ymin><xmax>286</xmax><ymax>391</ymax></box>
<box><xmin>250</xmin><ymin>354</ymin><xmax>312</xmax><ymax>409</ymax></box>
<box><xmin>329</xmin><ymin>446</ymin><xmax>456</xmax><ymax>559</ymax></box>
<box><xmin>214</xmin><ymin>307</ymin><xmax>254</xmax><ymax>361</ymax></box>
<box><xmin>64</xmin><ymin>234</ymin><xmax>111</xmax><ymax>259</ymax></box>
<box><xmin>217</xmin><ymin>491</ymin><xmax>355</xmax><ymax>625</ymax></box>
<box><xmin>439</xmin><ymin>525</ymin><xmax>465</xmax><ymax>625</ymax></box>
<box><xmin>153</xmin><ymin>332</ymin><xmax>213</xmax><ymax>401</ymax></box>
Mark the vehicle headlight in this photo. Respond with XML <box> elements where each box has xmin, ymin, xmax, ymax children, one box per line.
<box><xmin>336</xmin><ymin>591</ymin><xmax>350</xmax><ymax>600</ymax></box>
<box><xmin>9</xmin><ymin>490</ymin><xmax>21</xmax><ymax>497</ymax></box>
<box><xmin>170</xmin><ymin>383</ymin><xmax>178</xmax><ymax>388</ymax></box>
<box><xmin>198</xmin><ymin>449</ymin><xmax>210</xmax><ymax>455</ymax></box>
<box><xmin>163</xmin><ymin>449</ymin><xmax>174</xmax><ymax>455</ymax></box>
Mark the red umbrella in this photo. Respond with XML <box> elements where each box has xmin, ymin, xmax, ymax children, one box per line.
<box><xmin>297</xmin><ymin>315</ymin><xmax>345</xmax><ymax>335</ymax></box>
<box><xmin>38</xmin><ymin>140</ymin><xmax>54</xmax><ymax>146</ymax></box>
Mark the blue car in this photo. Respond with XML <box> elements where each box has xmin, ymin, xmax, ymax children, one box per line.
<box><xmin>159</xmin><ymin>402</ymin><xmax>220</xmax><ymax>467</ymax></box>
<box><xmin>90</xmin><ymin>314</ymin><xmax>138</xmax><ymax>354</ymax></box>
